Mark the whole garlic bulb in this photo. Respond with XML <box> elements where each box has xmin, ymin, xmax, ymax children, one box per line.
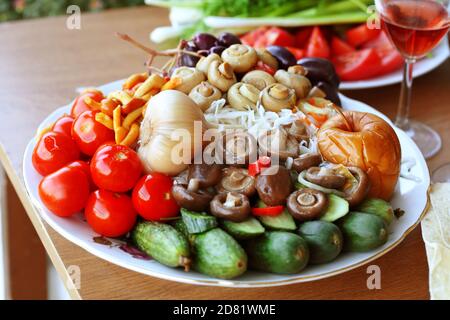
<box><xmin>138</xmin><ymin>90</ymin><xmax>208</xmax><ymax>176</ymax></box>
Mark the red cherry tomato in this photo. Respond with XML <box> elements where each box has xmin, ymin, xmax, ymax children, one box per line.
<box><xmin>345</xmin><ymin>23</ymin><xmax>381</xmax><ymax>48</ymax></box>
<box><xmin>333</xmin><ymin>48</ymin><xmax>382</xmax><ymax>81</ymax></box>
<box><xmin>32</xmin><ymin>131</ymin><xmax>80</xmax><ymax>176</ymax></box>
<box><xmin>90</xmin><ymin>144</ymin><xmax>142</xmax><ymax>192</ymax></box>
<box><xmin>72</xmin><ymin>110</ymin><xmax>115</xmax><ymax>156</ymax></box>
<box><xmin>52</xmin><ymin>115</ymin><xmax>74</xmax><ymax>137</ymax></box>
<box><xmin>67</xmin><ymin>160</ymin><xmax>95</xmax><ymax>190</ymax></box>
<box><xmin>71</xmin><ymin>91</ymin><xmax>104</xmax><ymax>118</ymax></box>
<box><xmin>38</xmin><ymin>164</ymin><xmax>90</xmax><ymax>217</ymax></box>
<box><xmin>306</xmin><ymin>27</ymin><xmax>330</xmax><ymax>59</ymax></box>
<box><xmin>363</xmin><ymin>32</ymin><xmax>404</xmax><ymax>75</ymax></box>
<box><xmin>85</xmin><ymin>190</ymin><xmax>137</xmax><ymax>237</ymax></box>
<box><xmin>331</xmin><ymin>36</ymin><xmax>355</xmax><ymax>56</ymax></box>
<box><xmin>132</xmin><ymin>173</ymin><xmax>180</xmax><ymax>221</ymax></box>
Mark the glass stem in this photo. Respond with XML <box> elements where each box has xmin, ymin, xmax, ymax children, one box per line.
<box><xmin>395</xmin><ymin>59</ymin><xmax>415</xmax><ymax>131</ymax></box>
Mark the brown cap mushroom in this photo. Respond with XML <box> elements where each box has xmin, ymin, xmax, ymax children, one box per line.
<box><xmin>287</xmin><ymin>65</ymin><xmax>308</xmax><ymax>76</ymax></box>
<box><xmin>258</xmin><ymin>127</ymin><xmax>300</xmax><ymax>161</ymax></box>
<box><xmin>221</xmin><ymin>44</ymin><xmax>258</xmax><ymax>73</ymax></box>
<box><xmin>171</xmin><ymin>67</ymin><xmax>205</xmax><ymax>94</ymax></box>
<box><xmin>261</xmin><ymin>83</ymin><xmax>296</xmax><ymax>112</ymax></box>
<box><xmin>274</xmin><ymin>69</ymin><xmax>312</xmax><ymax>99</ymax></box>
<box><xmin>210</xmin><ymin>192</ymin><xmax>251</xmax><ymax>222</ymax></box>
<box><xmin>256</xmin><ymin>165</ymin><xmax>293</xmax><ymax>206</ymax></box>
<box><xmin>172</xmin><ymin>183</ymin><xmax>214</xmax><ymax>212</ymax></box>
<box><xmin>291</xmin><ymin>153</ymin><xmax>322</xmax><ymax>173</ymax></box>
<box><xmin>189</xmin><ymin>81</ymin><xmax>222</xmax><ymax>111</ymax></box>
<box><xmin>227</xmin><ymin>82</ymin><xmax>261</xmax><ymax>110</ymax></box>
<box><xmin>241</xmin><ymin>70</ymin><xmax>276</xmax><ymax>91</ymax></box>
<box><xmin>305</xmin><ymin>167</ymin><xmax>346</xmax><ymax>189</ymax></box>
<box><xmin>256</xmin><ymin>48</ymin><xmax>278</xmax><ymax>70</ymax></box>
<box><xmin>216</xmin><ymin>167</ymin><xmax>256</xmax><ymax>197</ymax></box>
<box><xmin>196</xmin><ymin>53</ymin><xmax>222</xmax><ymax>74</ymax></box>
<box><xmin>216</xmin><ymin>131</ymin><xmax>258</xmax><ymax>166</ymax></box>
<box><xmin>207</xmin><ymin>60</ymin><xmax>237</xmax><ymax>92</ymax></box>
<box><xmin>187</xmin><ymin>163</ymin><xmax>223</xmax><ymax>188</ymax></box>
<box><xmin>344</xmin><ymin>167</ymin><xmax>371</xmax><ymax>207</ymax></box>
<box><xmin>287</xmin><ymin>188</ymin><xmax>328</xmax><ymax>221</ymax></box>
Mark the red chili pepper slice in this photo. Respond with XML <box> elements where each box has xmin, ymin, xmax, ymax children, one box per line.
<box><xmin>251</xmin><ymin>205</ymin><xmax>284</xmax><ymax>216</ymax></box>
<box><xmin>248</xmin><ymin>156</ymin><xmax>272</xmax><ymax>177</ymax></box>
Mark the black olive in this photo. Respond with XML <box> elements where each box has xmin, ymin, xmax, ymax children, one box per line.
<box><xmin>218</xmin><ymin>32</ymin><xmax>242</xmax><ymax>47</ymax></box>
<box><xmin>297</xmin><ymin>57</ymin><xmax>340</xmax><ymax>88</ymax></box>
<box><xmin>266</xmin><ymin>46</ymin><xmax>297</xmax><ymax>70</ymax></box>
<box><xmin>193</xmin><ymin>33</ymin><xmax>219</xmax><ymax>51</ymax></box>
<box><xmin>179</xmin><ymin>41</ymin><xmax>200</xmax><ymax>67</ymax></box>
<box><xmin>316</xmin><ymin>81</ymin><xmax>341</xmax><ymax>106</ymax></box>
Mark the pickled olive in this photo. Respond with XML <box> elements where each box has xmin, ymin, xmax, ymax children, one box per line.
<box><xmin>193</xmin><ymin>33</ymin><xmax>218</xmax><ymax>51</ymax></box>
<box><xmin>266</xmin><ymin>46</ymin><xmax>296</xmax><ymax>70</ymax></box>
<box><xmin>297</xmin><ymin>57</ymin><xmax>340</xmax><ymax>88</ymax></box>
<box><xmin>218</xmin><ymin>32</ymin><xmax>242</xmax><ymax>47</ymax></box>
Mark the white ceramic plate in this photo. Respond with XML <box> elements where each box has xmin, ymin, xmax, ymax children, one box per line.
<box><xmin>23</xmin><ymin>80</ymin><xmax>430</xmax><ymax>287</ymax></box>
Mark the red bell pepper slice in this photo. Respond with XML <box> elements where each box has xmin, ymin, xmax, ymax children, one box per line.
<box><xmin>251</xmin><ymin>205</ymin><xmax>285</xmax><ymax>216</ymax></box>
<box><xmin>248</xmin><ymin>156</ymin><xmax>272</xmax><ymax>177</ymax></box>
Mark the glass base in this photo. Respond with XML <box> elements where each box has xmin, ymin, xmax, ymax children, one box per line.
<box><xmin>403</xmin><ymin>120</ymin><xmax>442</xmax><ymax>159</ymax></box>
<box><xmin>432</xmin><ymin>164</ymin><xmax>450</xmax><ymax>183</ymax></box>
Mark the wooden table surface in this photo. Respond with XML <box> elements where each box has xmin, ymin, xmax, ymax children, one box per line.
<box><xmin>0</xmin><ymin>6</ymin><xmax>449</xmax><ymax>300</ymax></box>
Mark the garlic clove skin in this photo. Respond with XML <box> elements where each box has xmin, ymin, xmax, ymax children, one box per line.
<box><xmin>189</xmin><ymin>81</ymin><xmax>222</xmax><ymax>111</ymax></box>
<box><xmin>222</xmin><ymin>44</ymin><xmax>258</xmax><ymax>73</ymax></box>
<box><xmin>227</xmin><ymin>82</ymin><xmax>261</xmax><ymax>111</ymax></box>
<box><xmin>241</xmin><ymin>70</ymin><xmax>276</xmax><ymax>91</ymax></box>
<box><xmin>260</xmin><ymin>83</ymin><xmax>296</xmax><ymax>112</ymax></box>
<box><xmin>138</xmin><ymin>90</ymin><xmax>208</xmax><ymax>176</ymax></box>
<box><xmin>207</xmin><ymin>60</ymin><xmax>237</xmax><ymax>92</ymax></box>
<box><xmin>171</xmin><ymin>66</ymin><xmax>205</xmax><ymax>94</ymax></box>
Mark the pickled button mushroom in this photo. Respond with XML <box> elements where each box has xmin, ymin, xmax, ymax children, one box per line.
<box><xmin>305</xmin><ymin>167</ymin><xmax>346</xmax><ymax>189</ymax></box>
<box><xmin>291</xmin><ymin>153</ymin><xmax>322</xmax><ymax>173</ymax></box>
<box><xmin>287</xmin><ymin>188</ymin><xmax>328</xmax><ymax>221</ymax></box>
<box><xmin>210</xmin><ymin>192</ymin><xmax>251</xmax><ymax>222</ymax></box>
<box><xmin>227</xmin><ymin>82</ymin><xmax>261</xmax><ymax>110</ymax></box>
<box><xmin>256</xmin><ymin>165</ymin><xmax>293</xmax><ymax>206</ymax></box>
<box><xmin>216</xmin><ymin>167</ymin><xmax>256</xmax><ymax>197</ymax></box>
<box><xmin>196</xmin><ymin>53</ymin><xmax>222</xmax><ymax>74</ymax></box>
<box><xmin>187</xmin><ymin>163</ymin><xmax>223</xmax><ymax>188</ymax></box>
<box><xmin>258</xmin><ymin>127</ymin><xmax>300</xmax><ymax>161</ymax></box>
<box><xmin>207</xmin><ymin>60</ymin><xmax>237</xmax><ymax>92</ymax></box>
<box><xmin>261</xmin><ymin>83</ymin><xmax>296</xmax><ymax>112</ymax></box>
<box><xmin>345</xmin><ymin>167</ymin><xmax>371</xmax><ymax>207</ymax></box>
<box><xmin>241</xmin><ymin>70</ymin><xmax>276</xmax><ymax>91</ymax></box>
<box><xmin>189</xmin><ymin>82</ymin><xmax>222</xmax><ymax>111</ymax></box>
<box><xmin>288</xmin><ymin>65</ymin><xmax>308</xmax><ymax>76</ymax></box>
<box><xmin>221</xmin><ymin>44</ymin><xmax>258</xmax><ymax>73</ymax></box>
<box><xmin>171</xmin><ymin>67</ymin><xmax>205</xmax><ymax>94</ymax></box>
<box><xmin>274</xmin><ymin>69</ymin><xmax>312</xmax><ymax>99</ymax></box>
<box><xmin>288</xmin><ymin>119</ymin><xmax>309</xmax><ymax>141</ymax></box>
<box><xmin>216</xmin><ymin>131</ymin><xmax>258</xmax><ymax>165</ymax></box>
<box><xmin>256</xmin><ymin>48</ymin><xmax>279</xmax><ymax>70</ymax></box>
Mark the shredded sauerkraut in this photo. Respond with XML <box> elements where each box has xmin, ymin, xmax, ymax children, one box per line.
<box><xmin>204</xmin><ymin>99</ymin><xmax>319</xmax><ymax>155</ymax></box>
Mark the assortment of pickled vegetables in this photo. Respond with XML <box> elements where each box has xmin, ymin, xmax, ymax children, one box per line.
<box><xmin>32</xmin><ymin>31</ymin><xmax>402</xmax><ymax>280</ymax></box>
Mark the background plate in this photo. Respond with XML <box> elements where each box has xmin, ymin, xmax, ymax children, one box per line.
<box><xmin>23</xmin><ymin>80</ymin><xmax>430</xmax><ymax>287</ymax></box>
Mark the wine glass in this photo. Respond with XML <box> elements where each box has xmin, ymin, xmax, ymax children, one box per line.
<box><xmin>375</xmin><ymin>0</ymin><xmax>449</xmax><ymax>161</ymax></box>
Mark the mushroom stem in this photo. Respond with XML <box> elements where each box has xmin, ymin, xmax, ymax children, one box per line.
<box><xmin>187</xmin><ymin>178</ymin><xmax>200</xmax><ymax>192</ymax></box>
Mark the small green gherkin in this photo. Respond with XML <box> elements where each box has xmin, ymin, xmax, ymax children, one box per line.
<box><xmin>356</xmin><ymin>198</ymin><xmax>395</xmax><ymax>226</ymax></box>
